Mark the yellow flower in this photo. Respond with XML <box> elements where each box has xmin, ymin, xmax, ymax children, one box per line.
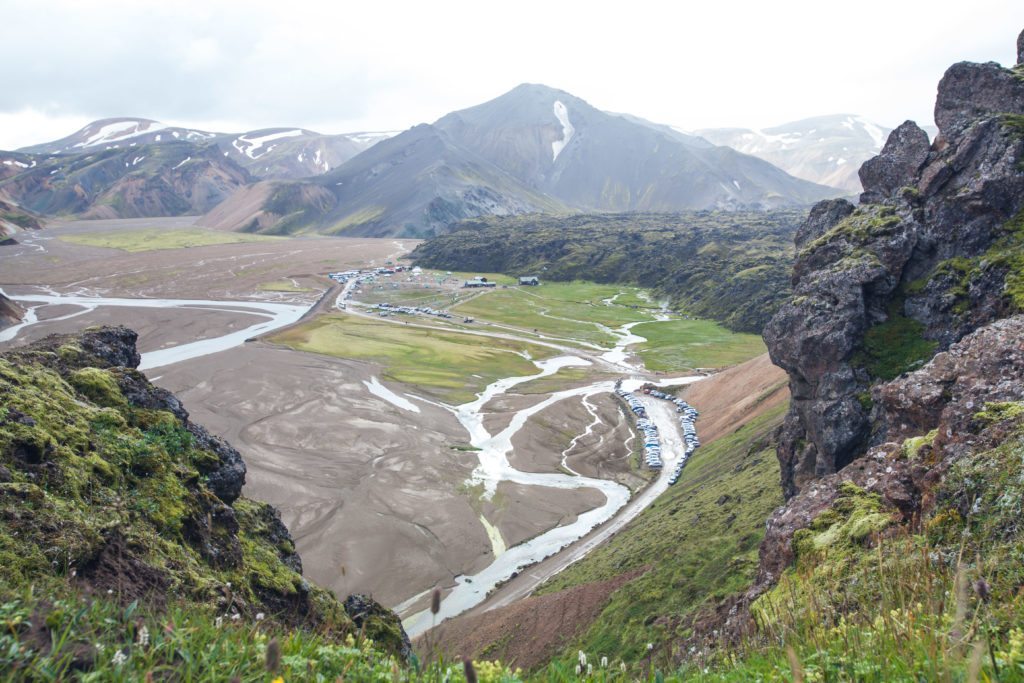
<box><xmin>271</xmin><ymin>677</ymin><xmax>284</xmax><ymax>683</ymax></box>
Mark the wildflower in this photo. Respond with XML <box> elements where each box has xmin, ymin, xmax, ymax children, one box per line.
<box><xmin>225</xmin><ymin>582</ymin><xmax>232</xmax><ymax>588</ymax></box>
<box><xmin>137</xmin><ymin>625</ymin><xmax>149</xmax><ymax>647</ymax></box>
<box><xmin>575</xmin><ymin>664</ymin><xmax>582</xmax><ymax>675</ymax></box>
<box><xmin>578</xmin><ymin>650</ymin><xmax>587</xmax><ymax>666</ymax></box>
<box><xmin>587</xmin><ymin>663</ymin><xmax>593</xmax><ymax>675</ymax></box>
<box><xmin>107</xmin><ymin>589</ymin><xmax>114</xmax><ymax>595</ymax></box>
<box><xmin>620</xmin><ymin>662</ymin><xmax>627</xmax><ymax>672</ymax></box>
<box><xmin>215</xmin><ymin>616</ymin><xmax>223</xmax><ymax>628</ymax></box>
<box><xmin>646</xmin><ymin>642</ymin><xmax>654</xmax><ymax>651</ymax></box>
<box><xmin>600</xmin><ymin>656</ymin><xmax>608</xmax><ymax>668</ymax></box>
<box><xmin>255</xmin><ymin>612</ymin><xmax>265</xmax><ymax>621</ymax></box>
<box><xmin>271</xmin><ymin>678</ymin><xmax>284</xmax><ymax>683</ymax></box>
<box><xmin>230</xmin><ymin>613</ymin><xmax>241</xmax><ymax>621</ymax></box>
<box><xmin>111</xmin><ymin>649</ymin><xmax>128</xmax><ymax>666</ymax></box>
<box><xmin>94</xmin><ymin>643</ymin><xmax>103</xmax><ymax>653</ymax></box>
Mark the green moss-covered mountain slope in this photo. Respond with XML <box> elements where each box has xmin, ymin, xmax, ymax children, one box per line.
<box><xmin>411</xmin><ymin>211</ymin><xmax>804</xmax><ymax>333</ymax></box>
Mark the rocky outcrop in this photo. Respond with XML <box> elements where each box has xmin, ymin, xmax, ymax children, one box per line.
<box><xmin>858</xmin><ymin>121</ymin><xmax>931</xmax><ymax>204</ymax></box>
<box><xmin>793</xmin><ymin>198</ymin><xmax>854</xmax><ymax>249</ymax></box>
<box><xmin>1019</xmin><ymin>28</ymin><xmax>1023</xmax><ymax>64</ymax></box>
<box><xmin>344</xmin><ymin>594</ymin><xmax>413</xmax><ymax>661</ymax></box>
<box><xmin>754</xmin><ymin>314</ymin><xmax>1024</xmax><ymax>596</ymax></box>
<box><xmin>12</xmin><ymin>326</ymin><xmax>248</xmax><ymax>504</ymax></box>
<box><xmin>0</xmin><ymin>325</ymin><xmax>413</xmax><ymax>657</ymax></box>
<box><xmin>764</xmin><ymin>33</ymin><xmax>1024</xmax><ymax>499</ymax></box>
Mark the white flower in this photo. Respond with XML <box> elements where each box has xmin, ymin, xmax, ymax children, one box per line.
<box><xmin>600</xmin><ymin>656</ymin><xmax>608</xmax><ymax>668</ymax></box>
<box><xmin>137</xmin><ymin>625</ymin><xmax>149</xmax><ymax>647</ymax></box>
<box><xmin>107</xmin><ymin>589</ymin><xmax>114</xmax><ymax>595</ymax></box>
<box><xmin>255</xmin><ymin>612</ymin><xmax>265</xmax><ymax>621</ymax></box>
<box><xmin>111</xmin><ymin>649</ymin><xmax>127</xmax><ymax>666</ymax></box>
<box><xmin>215</xmin><ymin>616</ymin><xmax>223</xmax><ymax>628</ymax></box>
<box><xmin>578</xmin><ymin>650</ymin><xmax>587</xmax><ymax>666</ymax></box>
<box><xmin>225</xmin><ymin>582</ymin><xmax>232</xmax><ymax>588</ymax></box>
<box><xmin>575</xmin><ymin>664</ymin><xmax>582</xmax><ymax>675</ymax></box>
<box><xmin>94</xmin><ymin>643</ymin><xmax>103</xmax><ymax>653</ymax></box>
<box><xmin>646</xmin><ymin>642</ymin><xmax>654</xmax><ymax>651</ymax></box>
<box><xmin>587</xmin><ymin>663</ymin><xmax>593</xmax><ymax>675</ymax></box>
<box><xmin>620</xmin><ymin>662</ymin><xmax>627</xmax><ymax>672</ymax></box>
<box><xmin>230</xmin><ymin>613</ymin><xmax>240</xmax><ymax>621</ymax></box>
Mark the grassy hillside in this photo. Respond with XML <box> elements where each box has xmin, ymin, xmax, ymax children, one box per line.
<box><xmin>410</xmin><ymin>211</ymin><xmax>804</xmax><ymax>333</ymax></box>
<box><xmin>676</xmin><ymin>402</ymin><xmax>1024</xmax><ymax>681</ymax></box>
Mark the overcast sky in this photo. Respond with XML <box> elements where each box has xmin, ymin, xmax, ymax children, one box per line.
<box><xmin>0</xmin><ymin>0</ymin><xmax>1021</xmax><ymax>150</ymax></box>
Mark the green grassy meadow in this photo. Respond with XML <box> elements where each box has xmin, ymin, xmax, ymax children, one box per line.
<box><xmin>270</xmin><ymin>313</ymin><xmax>555</xmax><ymax>403</ymax></box>
<box><xmin>633</xmin><ymin>319</ymin><xmax>767</xmax><ymax>371</ymax></box>
<box><xmin>452</xmin><ymin>281</ymin><xmax>659</xmax><ymax>347</ymax></box>
<box><xmin>60</xmin><ymin>228</ymin><xmax>282</xmax><ymax>252</ymax></box>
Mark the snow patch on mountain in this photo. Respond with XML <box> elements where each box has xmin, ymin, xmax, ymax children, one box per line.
<box><xmin>344</xmin><ymin>131</ymin><xmax>399</xmax><ymax>145</ymax></box>
<box><xmin>73</xmin><ymin>120</ymin><xmax>167</xmax><ymax>149</ymax></box>
<box><xmin>551</xmin><ymin>100</ymin><xmax>575</xmax><ymax>162</ymax></box>
<box><xmin>232</xmin><ymin>129</ymin><xmax>304</xmax><ymax>160</ymax></box>
<box><xmin>853</xmin><ymin>116</ymin><xmax>887</xmax><ymax>149</ymax></box>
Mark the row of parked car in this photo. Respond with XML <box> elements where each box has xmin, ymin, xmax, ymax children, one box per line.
<box><xmin>615</xmin><ymin>388</ymin><xmax>667</xmax><ymax>470</ymax></box>
<box><xmin>375</xmin><ymin>302</ymin><xmax>454</xmax><ymax>319</ymax></box>
<box><xmin>644</xmin><ymin>389</ymin><xmax>700</xmax><ymax>485</ymax></box>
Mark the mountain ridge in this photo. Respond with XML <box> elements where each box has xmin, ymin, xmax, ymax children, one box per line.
<box><xmin>18</xmin><ymin>116</ymin><xmax>398</xmax><ymax>181</ymax></box>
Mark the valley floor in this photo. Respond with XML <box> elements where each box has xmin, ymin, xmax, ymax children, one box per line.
<box><xmin>0</xmin><ymin>217</ymin><xmax>769</xmax><ymax>644</ymax></box>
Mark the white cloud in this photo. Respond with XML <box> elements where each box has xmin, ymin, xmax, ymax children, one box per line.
<box><xmin>0</xmin><ymin>0</ymin><xmax>1021</xmax><ymax>150</ymax></box>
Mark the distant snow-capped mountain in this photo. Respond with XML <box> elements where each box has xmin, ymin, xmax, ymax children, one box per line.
<box><xmin>17</xmin><ymin>118</ymin><xmax>398</xmax><ymax>181</ymax></box>
<box><xmin>695</xmin><ymin>115</ymin><xmax>900</xmax><ymax>193</ymax></box>
<box><xmin>203</xmin><ymin>84</ymin><xmax>841</xmax><ymax>238</ymax></box>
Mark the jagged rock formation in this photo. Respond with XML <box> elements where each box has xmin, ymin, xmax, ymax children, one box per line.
<box><xmin>755</xmin><ymin>315</ymin><xmax>1024</xmax><ymax>591</ymax></box>
<box><xmin>764</xmin><ymin>43</ymin><xmax>1024</xmax><ymax>498</ymax></box>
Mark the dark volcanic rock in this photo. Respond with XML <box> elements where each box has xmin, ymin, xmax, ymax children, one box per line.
<box><xmin>1019</xmin><ymin>28</ymin><xmax>1024</xmax><ymax>64</ymax></box>
<box><xmin>765</xmin><ymin>34</ymin><xmax>1024</xmax><ymax>499</ymax></box>
<box><xmin>934</xmin><ymin>61</ymin><xmax>1024</xmax><ymax>138</ymax></box>
<box><xmin>114</xmin><ymin>368</ymin><xmax>189</xmax><ymax>421</ymax></box>
<box><xmin>858</xmin><ymin>121</ymin><xmax>931</xmax><ymax>204</ymax></box>
<box><xmin>344</xmin><ymin>594</ymin><xmax>413</xmax><ymax>661</ymax></box>
<box><xmin>756</xmin><ymin>314</ymin><xmax>1024</xmax><ymax>598</ymax></box>
<box><xmin>877</xmin><ymin>315</ymin><xmax>1024</xmax><ymax>444</ymax></box>
<box><xmin>794</xmin><ymin>198</ymin><xmax>855</xmax><ymax>249</ymax></box>
<box><xmin>76</xmin><ymin>326</ymin><xmax>143</xmax><ymax>369</ymax></box>
<box><xmin>187</xmin><ymin>423</ymin><xmax>246</xmax><ymax>505</ymax></box>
